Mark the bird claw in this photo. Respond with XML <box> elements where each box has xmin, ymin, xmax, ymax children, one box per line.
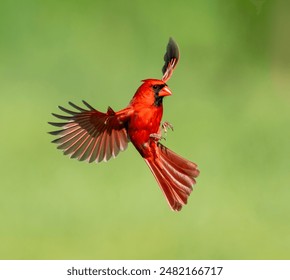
<box><xmin>150</xmin><ymin>133</ymin><xmax>166</xmax><ymax>141</ymax></box>
<box><xmin>162</xmin><ymin>121</ymin><xmax>174</xmax><ymax>133</ymax></box>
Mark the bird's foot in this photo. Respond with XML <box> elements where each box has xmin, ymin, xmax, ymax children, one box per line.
<box><xmin>161</xmin><ymin>121</ymin><xmax>174</xmax><ymax>133</ymax></box>
<box><xmin>149</xmin><ymin>133</ymin><xmax>165</xmax><ymax>142</ymax></box>
<box><xmin>150</xmin><ymin>122</ymin><xmax>173</xmax><ymax>142</ymax></box>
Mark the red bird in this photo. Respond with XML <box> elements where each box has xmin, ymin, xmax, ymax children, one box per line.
<box><xmin>49</xmin><ymin>38</ymin><xmax>199</xmax><ymax>211</ymax></box>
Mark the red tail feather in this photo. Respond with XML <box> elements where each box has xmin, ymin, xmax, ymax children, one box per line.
<box><xmin>145</xmin><ymin>143</ymin><xmax>199</xmax><ymax>211</ymax></box>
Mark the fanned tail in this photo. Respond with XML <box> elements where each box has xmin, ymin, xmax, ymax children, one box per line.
<box><xmin>145</xmin><ymin>143</ymin><xmax>199</xmax><ymax>211</ymax></box>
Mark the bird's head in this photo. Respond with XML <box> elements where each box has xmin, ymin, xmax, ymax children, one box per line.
<box><xmin>131</xmin><ymin>79</ymin><xmax>172</xmax><ymax>107</ymax></box>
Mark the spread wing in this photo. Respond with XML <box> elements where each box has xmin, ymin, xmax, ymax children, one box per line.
<box><xmin>48</xmin><ymin>101</ymin><xmax>132</xmax><ymax>163</ymax></box>
<box><xmin>162</xmin><ymin>37</ymin><xmax>180</xmax><ymax>83</ymax></box>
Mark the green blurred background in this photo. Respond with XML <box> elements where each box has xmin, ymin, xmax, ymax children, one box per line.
<box><xmin>0</xmin><ymin>0</ymin><xmax>289</xmax><ymax>259</ymax></box>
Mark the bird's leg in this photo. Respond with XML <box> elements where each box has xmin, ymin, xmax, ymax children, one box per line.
<box><xmin>150</xmin><ymin>129</ymin><xmax>165</xmax><ymax>142</ymax></box>
<box><xmin>150</xmin><ymin>121</ymin><xmax>173</xmax><ymax>142</ymax></box>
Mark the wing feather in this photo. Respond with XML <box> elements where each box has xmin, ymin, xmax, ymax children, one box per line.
<box><xmin>49</xmin><ymin>101</ymin><xmax>132</xmax><ymax>163</ymax></box>
<box><xmin>161</xmin><ymin>37</ymin><xmax>180</xmax><ymax>82</ymax></box>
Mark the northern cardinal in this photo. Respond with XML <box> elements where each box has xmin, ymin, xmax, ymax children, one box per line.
<box><xmin>49</xmin><ymin>38</ymin><xmax>199</xmax><ymax>211</ymax></box>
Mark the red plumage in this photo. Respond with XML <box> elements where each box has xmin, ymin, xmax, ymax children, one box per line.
<box><xmin>49</xmin><ymin>38</ymin><xmax>199</xmax><ymax>211</ymax></box>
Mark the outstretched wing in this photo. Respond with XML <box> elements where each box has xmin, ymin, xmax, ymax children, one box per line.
<box><xmin>162</xmin><ymin>37</ymin><xmax>180</xmax><ymax>83</ymax></box>
<box><xmin>48</xmin><ymin>101</ymin><xmax>132</xmax><ymax>163</ymax></box>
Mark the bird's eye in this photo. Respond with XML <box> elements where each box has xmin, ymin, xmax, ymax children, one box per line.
<box><xmin>152</xmin><ymin>85</ymin><xmax>158</xmax><ymax>90</ymax></box>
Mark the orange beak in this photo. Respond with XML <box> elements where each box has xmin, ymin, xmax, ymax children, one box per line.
<box><xmin>158</xmin><ymin>85</ymin><xmax>172</xmax><ymax>97</ymax></box>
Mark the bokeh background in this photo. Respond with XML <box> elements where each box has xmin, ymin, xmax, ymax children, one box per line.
<box><xmin>0</xmin><ymin>0</ymin><xmax>289</xmax><ymax>259</ymax></box>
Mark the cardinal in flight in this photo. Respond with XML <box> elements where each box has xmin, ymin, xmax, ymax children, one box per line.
<box><xmin>49</xmin><ymin>38</ymin><xmax>199</xmax><ymax>211</ymax></box>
